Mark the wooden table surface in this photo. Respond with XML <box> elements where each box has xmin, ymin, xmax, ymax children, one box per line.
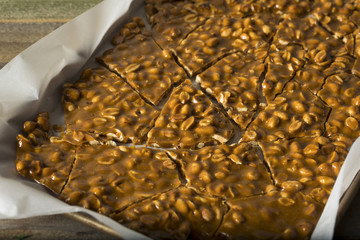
<box><xmin>1</xmin><ymin>0</ymin><xmax>360</xmax><ymax>239</ymax></box>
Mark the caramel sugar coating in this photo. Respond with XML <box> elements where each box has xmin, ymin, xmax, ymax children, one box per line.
<box><xmin>273</xmin><ymin>16</ymin><xmax>347</xmax><ymax>59</ymax></box>
<box><xmin>196</xmin><ymin>53</ymin><xmax>264</xmax><ymax>130</ymax></box>
<box><xmin>167</xmin><ymin>143</ymin><xmax>273</xmax><ymax>199</ymax></box>
<box><xmin>173</xmin><ymin>14</ymin><xmax>276</xmax><ymax>76</ymax></box>
<box><xmin>262</xmin><ymin>44</ymin><xmax>306</xmax><ymax>103</ymax></box>
<box><xmin>216</xmin><ymin>191</ymin><xmax>323</xmax><ymax>240</ymax></box>
<box><xmin>98</xmin><ymin>17</ymin><xmax>187</xmax><ymax>105</ymax></box>
<box><xmin>311</xmin><ymin>0</ymin><xmax>356</xmax><ymax>38</ymax></box>
<box><xmin>319</xmin><ymin>72</ymin><xmax>360</xmax><ymax>140</ymax></box>
<box><xmin>259</xmin><ymin>136</ymin><xmax>351</xmax><ymax>204</ymax></box>
<box><xmin>63</xmin><ymin>67</ymin><xmax>159</xmax><ymax>144</ymax></box>
<box><xmin>145</xmin><ymin>0</ymin><xmax>226</xmax><ymax>50</ymax></box>
<box><xmin>111</xmin><ymin>187</ymin><xmax>227</xmax><ymax>240</ymax></box>
<box><xmin>242</xmin><ymin>81</ymin><xmax>330</xmax><ymax>142</ymax></box>
<box><xmin>60</xmin><ymin>145</ymin><xmax>181</xmax><ymax>216</ymax></box>
<box><xmin>147</xmin><ymin>79</ymin><xmax>235</xmax><ymax>149</ymax></box>
<box><xmin>15</xmin><ymin>112</ymin><xmax>75</xmax><ymax>194</ymax></box>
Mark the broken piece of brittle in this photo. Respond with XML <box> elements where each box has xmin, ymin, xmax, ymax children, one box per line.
<box><xmin>98</xmin><ymin>17</ymin><xmax>187</xmax><ymax>105</ymax></box>
<box><xmin>216</xmin><ymin>191</ymin><xmax>323</xmax><ymax>240</ymax></box>
<box><xmin>60</xmin><ymin>145</ymin><xmax>181</xmax><ymax>216</ymax></box>
<box><xmin>318</xmin><ymin>73</ymin><xmax>360</xmax><ymax>140</ymax></box>
<box><xmin>62</xmin><ymin>67</ymin><xmax>159</xmax><ymax>144</ymax></box>
<box><xmin>262</xmin><ymin>44</ymin><xmax>305</xmax><ymax>103</ymax></box>
<box><xmin>242</xmin><ymin>81</ymin><xmax>330</xmax><ymax>142</ymax></box>
<box><xmin>15</xmin><ymin>112</ymin><xmax>75</xmax><ymax>194</ymax></box>
<box><xmin>259</xmin><ymin>136</ymin><xmax>351</xmax><ymax>204</ymax></box>
<box><xmin>166</xmin><ymin>143</ymin><xmax>272</xmax><ymax>199</ymax></box>
<box><xmin>147</xmin><ymin>79</ymin><xmax>235</xmax><ymax>149</ymax></box>
<box><xmin>173</xmin><ymin>14</ymin><xmax>275</xmax><ymax>76</ymax></box>
<box><xmin>196</xmin><ymin>52</ymin><xmax>264</xmax><ymax>130</ymax></box>
<box><xmin>111</xmin><ymin>187</ymin><xmax>227</xmax><ymax>240</ymax></box>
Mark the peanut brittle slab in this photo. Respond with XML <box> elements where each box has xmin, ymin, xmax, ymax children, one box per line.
<box><xmin>196</xmin><ymin>53</ymin><xmax>265</xmax><ymax>130</ymax></box>
<box><xmin>262</xmin><ymin>44</ymin><xmax>305</xmax><ymax>103</ymax></box>
<box><xmin>259</xmin><ymin>136</ymin><xmax>351</xmax><ymax>204</ymax></box>
<box><xmin>216</xmin><ymin>191</ymin><xmax>323</xmax><ymax>240</ymax></box>
<box><xmin>62</xmin><ymin>67</ymin><xmax>159</xmax><ymax>144</ymax></box>
<box><xmin>318</xmin><ymin>72</ymin><xmax>360</xmax><ymax>108</ymax></box>
<box><xmin>146</xmin><ymin>0</ymin><xmax>228</xmax><ymax>50</ymax></box>
<box><xmin>111</xmin><ymin>187</ymin><xmax>227</xmax><ymax>240</ymax></box>
<box><xmin>145</xmin><ymin>0</ymin><xmax>226</xmax><ymax>25</ymax></box>
<box><xmin>293</xmin><ymin>64</ymin><xmax>325</xmax><ymax>94</ymax></box>
<box><xmin>98</xmin><ymin>17</ymin><xmax>187</xmax><ymax>105</ymax></box>
<box><xmin>311</xmin><ymin>0</ymin><xmax>356</xmax><ymax>38</ymax></box>
<box><xmin>60</xmin><ymin>145</ymin><xmax>181</xmax><ymax>216</ymax></box>
<box><xmin>15</xmin><ymin>113</ymin><xmax>75</xmax><ymax>194</ymax></box>
<box><xmin>166</xmin><ymin>143</ymin><xmax>272</xmax><ymax>199</ymax></box>
<box><xmin>324</xmin><ymin>106</ymin><xmax>360</xmax><ymax>141</ymax></box>
<box><xmin>318</xmin><ymin>72</ymin><xmax>360</xmax><ymax>140</ymax></box>
<box><xmin>146</xmin><ymin>1</ymin><xmax>206</xmax><ymax>50</ymax></box>
<box><xmin>173</xmin><ymin>14</ymin><xmax>275</xmax><ymax>76</ymax></box>
<box><xmin>242</xmin><ymin>81</ymin><xmax>330</xmax><ymax>142</ymax></box>
<box><xmin>273</xmin><ymin>16</ymin><xmax>347</xmax><ymax>60</ymax></box>
<box><xmin>147</xmin><ymin>79</ymin><xmax>235</xmax><ymax>149</ymax></box>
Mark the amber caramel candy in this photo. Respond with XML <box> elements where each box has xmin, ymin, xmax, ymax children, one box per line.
<box><xmin>173</xmin><ymin>14</ymin><xmax>274</xmax><ymax>76</ymax></box>
<box><xmin>242</xmin><ymin>81</ymin><xmax>330</xmax><ymax>142</ymax></box>
<box><xmin>15</xmin><ymin>113</ymin><xmax>75</xmax><ymax>194</ymax></box>
<box><xmin>98</xmin><ymin>17</ymin><xmax>187</xmax><ymax>105</ymax></box>
<box><xmin>60</xmin><ymin>145</ymin><xmax>181</xmax><ymax>215</ymax></box>
<box><xmin>216</xmin><ymin>191</ymin><xmax>323</xmax><ymax>240</ymax></box>
<box><xmin>111</xmin><ymin>187</ymin><xmax>227</xmax><ymax>240</ymax></box>
<box><xmin>63</xmin><ymin>67</ymin><xmax>159</xmax><ymax>144</ymax></box>
<box><xmin>196</xmin><ymin>53</ymin><xmax>264</xmax><ymax>129</ymax></box>
<box><xmin>259</xmin><ymin>136</ymin><xmax>351</xmax><ymax>204</ymax></box>
<box><xmin>147</xmin><ymin>79</ymin><xmax>235</xmax><ymax>149</ymax></box>
<box><xmin>167</xmin><ymin>143</ymin><xmax>272</xmax><ymax>199</ymax></box>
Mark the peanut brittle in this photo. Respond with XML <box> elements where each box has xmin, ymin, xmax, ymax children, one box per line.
<box><xmin>318</xmin><ymin>73</ymin><xmax>360</xmax><ymax>140</ymax></box>
<box><xmin>60</xmin><ymin>145</ymin><xmax>181</xmax><ymax>216</ymax></box>
<box><xmin>111</xmin><ymin>187</ymin><xmax>227</xmax><ymax>240</ymax></box>
<box><xmin>273</xmin><ymin>16</ymin><xmax>347</xmax><ymax>59</ymax></box>
<box><xmin>262</xmin><ymin>44</ymin><xmax>305</xmax><ymax>103</ymax></box>
<box><xmin>259</xmin><ymin>136</ymin><xmax>351</xmax><ymax>204</ymax></box>
<box><xmin>62</xmin><ymin>67</ymin><xmax>159</xmax><ymax>144</ymax></box>
<box><xmin>196</xmin><ymin>53</ymin><xmax>264</xmax><ymax>130</ymax></box>
<box><xmin>146</xmin><ymin>0</ymin><xmax>208</xmax><ymax>50</ymax></box>
<box><xmin>293</xmin><ymin>65</ymin><xmax>325</xmax><ymax>94</ymax></box>
<box><xmin>98</xmin><ymin>17</ymin><xmax>187</xmax><ymax>105</ymax></box>
<box><xmin>261</xmin><ymin>0</ymin><xmax>312</xmax><ymax>17</ymax></box>
<box><xmin>15</xmin><ymin>113</ymin><xmax>75</xmax><ymax>194</ymax></box>
<box><xmin>242</xmin><ymin>81</ymin><xmax>330</xmax><ymax>142</ymax></box>
<box><xmin>173</xmin><ymin>14</ymin><xmax>276</xmax><ymax>76</ymax></box>
<box><xmin>147</xmin><ymin>80</ymin><xmax>234</xmax><ymax>149</ymax></box>
<box><xmin>216</xmin><ymin>191</ymin><xmax>323</xmax><ymax>240</ymax></box>
<box><xmin>166</xmin><ymin>143</ymin><xmax>272</xmax><ymax>199</ymax></box>
<box><xmin>226</xmin><ymin>0</ymin><xmax>267</xmax><ymax>16</ymax></box>
<box><xmin>311</xmin><ymin>0</ymin><xmax>356</xmax><ymax>38</ymax></box>
<box><xmin>14</xmin><ymin>0</ymin><xmax>360</xmax><ymax>239</ymax></box>
<box><xmin>318</xmin><ymin>72</ymin><xmax>360</xmax><ymax>108</ymax></box>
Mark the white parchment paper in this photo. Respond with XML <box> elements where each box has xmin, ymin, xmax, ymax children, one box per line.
<box><xmin>0</xmin><ymin>0</ymin><xmax>359</xmax><ymax>239</ymax></box>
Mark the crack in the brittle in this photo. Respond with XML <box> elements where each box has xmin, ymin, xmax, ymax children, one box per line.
<box><xmin>252</xmin><ymin>143</ymin><xmax>276</xmax><ymax>186</ymax></box>
<box><xmin>58</xmin><ymin>148</ymin><xmax>78</xmax><ymax>196</ymax></box>
<box><xmin>112</xmin><ymin>186</ymin><xmax>183</xmax><ymax>215</ymax></box>
<box><xmin>164</xmin><ymin>151</ymin><xmax>188</xmax><ymax>185</ymax></box>
<box><xmin>314</xmin><ymin>17</ymin><xmax>345</xmax><ymax>40</ymax></box>
<box><xmin>212</xmin><ymin>200</ymin><xmax>230</xmax><ymax>238</ymax></box>
<box><xmin>195</xmin><ymin>81</ymin><xmax>243</xmax><ymax>144</ymax></box>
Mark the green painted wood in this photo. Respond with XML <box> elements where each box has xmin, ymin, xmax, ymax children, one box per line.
<box><xmin>0</xmin><ymin>0</ymin><xmax>102</xmax><ymax>19</ymax></box>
